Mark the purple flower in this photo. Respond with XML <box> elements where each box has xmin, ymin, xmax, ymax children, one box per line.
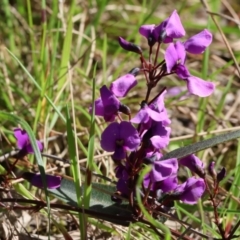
<box><xmin>92</xmin><ymin>85</ymin><xmax>120</xmax><ymax>122</ymax></box>
<box><xmin>143</xmin><ymin>156</ymin><xmax>178</xmax><ymax>188</ymax></box>
<box><xmin>165</xmin><ymin>41</ymin><xmax>215</xmax><ymax>97</ymax></box>
<box><xmin>14</xmin><ymin>128</ymin><xmax>43</xmax><ymax>157</ymax></box>
<box><xmin>152</xmin><ymin>174</ymin><xmax>179</xmax><ymax>197</ymax></box>
<box><xmin>139</xmin><ymin>24</ymin><xmax>157</xmax><ymax>46</ymax></box>
<box><xmin>148</xmin><ymin>92</ymin><xmax>171</xmax><ymax>127</ymax></box>
<box><xmin>100</xmin><ymin>121</ymin><xmax>141</xmax><ymax>160</ymax></box>
<box><xmin>22</xmin><ymin>172</ymin><xmax>61</xmax><ymax>189</ymax></box>
<box><xmin>143</xmin><ymin>121</ymin><xmax>171</xmax><ymax>150</ymax></box>
<box><xmin>179</xmin><ymin>154</ymin><xmax>205</xmax><ymax>178</ymax></box>
<box><xmin>118</xmin><ymin>37</ymin><xmax>142</xmax><ymax>54</ymax></box>
<box><xmin>139</xmin><ymin>10</ymin><xmax>185</xmax><ymax>44</ymax></box>
<box><xmin>173</xmin><ymin>177</ymin><xmax>205</xmax><ymax>204</ymax></box>
<box><xmin>156</xmin><ymin>175</ymin><xmax>178</xmax><ymax>193</ymax></box>
<box><xmin>154</xmin><ymin>10</ymin><xmax>185</xmax><ymax>43</ymax></box>
<box><xmin>131</xmin><ymin>101</ymin><xmax>167</xmax><ymax>128</ymax></box>
<box><xmin>110</xmin><ymin>73</ymin><xmax>137</xmax><ymax>98</ymax></box>
<box><xmin>184</xmin><ymin>29</ymin><xmax>212</xmax><ymax>54</ymax></box>
<box><xmin>149</xmin><ymin>90</ymin><xmax>167</xmax><ymax>111</ymax></box>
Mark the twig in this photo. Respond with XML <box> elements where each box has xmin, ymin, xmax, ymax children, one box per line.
<box><xmin>204</xmin><ymin>178</ymin><xmax>227</xmax><ymax>239</ymax></box>
<box><xmin>201</xmin><ymin>0</ymin><xmax>240</xmax><ymax>77</ymax></box>
<box><xmin>206</xmin><ymin>10</ymin><xmax>240</xmax><ymax>25</ymax></box>
<box><xmin>0</xmin><ymin>198</ymin><xmax>134</xmax><ymax>223</ymax></box>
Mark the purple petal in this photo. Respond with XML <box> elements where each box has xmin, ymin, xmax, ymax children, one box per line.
<box><xmin>161</xmin><ymin>158</ymin><xmax>178</xmax><ymax>175</ymax></box>
<box><xmin>100</xmin><ymin>85</ymin><xmax>120</xmax><ymax>121</ymax></box>
<box><xmin>142</xmin><ymin>121</ymin><xmax>170</xmax><ymax>149</ymax></box>
<box><xmin>22</xmin><ymin>172</ymin><xmax>61</xmax><ymax>189</ymax></box>
<box><xmin>14</xmin><ymin>128</ymin><xmax>28</xmax><ymax>149</ymax></box>
<box><xmin>119</xmin><ymin>121</ymin><xmax>140</xmax><ymax>151</ymax></box>
<box><xmin>149</xmin><ymin>90</ymin><xmax>167</xmax><ymax>113</ymax></box>
<box><xmin>174</xmin><ymin>180</ymin><xmax>186</xmax><ymax>193</ymax></box>
<box><xmin>151</xmin><ymin>121</ymin><xmax>171</xmax><ymax>138</ymax></box>
<box><xmin>150</xmin><ymin>136</ymin><xmax>169</xmax><ymax>150</ymax></box>
<box><xmin>45</xmin><ymin>175</ymin><xmax>61</xmax><ymax>189</ymax></box>
<box><xmin>186</xmin><ymin>76</ymin><xmax>215</xmax><ymax>97</ymax></box>
<box><xmin>165</xmin><ymin>42</ymin><xmax>186</xmax><ymax>73</ymax></box>
<box><xmin>115</xmin><ymin>165</ymin><xmax>129</xmax><ymax>180</ymax></box>
<box><xmin>92</xmin><ymin>98</ymin><xmax>105</xmax><ymax>117</ymax></box>
<box><xmin>179</xmin><ymin>154</ymin><xmax>204</xmax><ymax>171</ymax></box>
<box><xmin>131</xmin><ymin>108</ymin><xmax>150</xmax><ymax>124</ymax></box>
<box><xmin>157</xmin><ymin>175</ymin><xmax>178</xmax><ymax>192</ymax></box>
<box><xmin>165</xmin><ymin>43</ymin><xmax>178</xmax><ymax>73</ymax></box>
<box><xmin>149</xmin><ymin>94</ymin><xmax>171</xmax><ymax>126</ymax></box>
<box><xmin>25</xmin><ymin>144</ymin><xmax>34</xmax><ymax>153</ymax></box>
<box><xmin>112</xmin><ymin>146</ymin><xmax>126</xmax><ymax>160</ymax></box>
<box><xmin>118</xmin><ymin>37</ymin><xmax>142</xmax><ymax>54</ymax></box>
<box><xmin>100</xmin><ymin>122</ymin><xmax>120</xmax><ymax>152</ymax></box>
<box><xmin>165</xmin><ymin>10</ymin><xmax>185</xmax><ymax>39</ymax></box>
<box><xmin>176</xmin><ymin>64</ymin><xmax>190</xmax><ymax>79</ymax></box>
<box><xmin>152</xmin><ymin>158</ymin><xmax>178</xmax><ymax>182</ymax></box>
<box><xmin>25</xmin><ymin>140</ymin><xmax>44</xmax><ymax>154</ymax></box>
<box><xmin>110</xmin><ymin>74</ymin><xmax>137</xmax><ymax>97</ymax></box>
<box><xmin>184</xmin><ymin>29</ymin><xmax>212</xmax><ymax>54</ymax></box>
<box><xmin>153</xmin><ymin>19</ymin><xmax>168</xmax><ymax>42</ymax></box>
<box><xmin>100</xmin><ymin>85</ymin><xmax>120</xmax><ymax>109</ymax></box>
<box><xmin>143</xmin><ymin>174</ymin><xmax>151</xmax><ymax>188</ymax></box>
<box><xmin>139</xmin><ymin>24</ymin><xmax>155</xmax><ymax>39</ymax></box>
<box><xmin>175</xmin><ymin>41</ymin><xmax>186</xmax><ymax>63</ymax></box>
<box><xmin>14</xmin><ymin>128</ymin><xmax>43</xmax><ymax>154</ymax></box>
<box><xmin>145</xmin><ymin>107</ymin><xmax>166</xmax><ymax>122</ymax></box>
<box><xmin>145</xmin><ymin>151</ymin><xmax>162</xmax><ymax>160</ymax></box>
<box><xmin>178</xmin><ymin>178</ymin><xmax>206</xmax><ymax>204</ymax></box>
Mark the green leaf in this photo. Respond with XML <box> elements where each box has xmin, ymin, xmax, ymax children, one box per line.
<box><xmin>48</xmin><ymin>178</ymin><xmax>133</xmax><ymax>226</ymax></box>
<box><xmin>161</xmin><ymin>130</ymin><xmax>240</xmax><ymax>160</ymax></box>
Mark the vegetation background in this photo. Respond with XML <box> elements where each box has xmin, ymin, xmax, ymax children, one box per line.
<box><xmin>0</xmin><ymin>0</ymin><xmax>240</xmax><ymax>239</ymax></box>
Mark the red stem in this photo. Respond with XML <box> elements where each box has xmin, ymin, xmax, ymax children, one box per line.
<box><xmin>204</xmin><ymin>178</ymin><xmax>227</xmax><ymax>239</ymax></box>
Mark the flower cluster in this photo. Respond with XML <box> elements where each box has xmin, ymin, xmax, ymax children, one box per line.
<box><xmin>93</xmin><ymin>10</ymin><xmax>216</xmax><ymax>214</ymax></box>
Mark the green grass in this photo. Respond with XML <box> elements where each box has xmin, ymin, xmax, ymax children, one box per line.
<box><xmin>0</xmin><ymin>0</ymin><xmax>240</xmax><ymax>239</ymax></box>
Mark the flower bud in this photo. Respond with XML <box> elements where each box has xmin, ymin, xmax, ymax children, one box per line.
<box><xmin>128</xmin><ymin>67</ymin><xmax>140</xmax><ymax>76</ymax></box>
<box><xmin>208</xmin><ymin>161</ymin><xmax>217</xmax><ymax>180</ymax></box>
<box><xmin>119</xmin><ymin>104</ymin><xmax>131</xmax><ymax>115</ymax></box>
<box><xmin>118</xmin><ymin>37</ymin><xmax>142</xmax><ymax>54</ymax></box>
<box><xmin>147</xmin><ymin>35</ymin><xmax>156</xmax><ymax>47</ymax></box>
<box><xmin>196</xmin><ymin>166</ymin><xmax>206</xmax><ymax>178</ymax></box>
<box><xmin>217</xmin><ymin>167</ymin><xmax>226</xmax><ymax>183</ymax></box>
<box><xmin>179</xmin><ymin>154</ymin><xmax>205</xmax><ymax>178</ymax></box>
